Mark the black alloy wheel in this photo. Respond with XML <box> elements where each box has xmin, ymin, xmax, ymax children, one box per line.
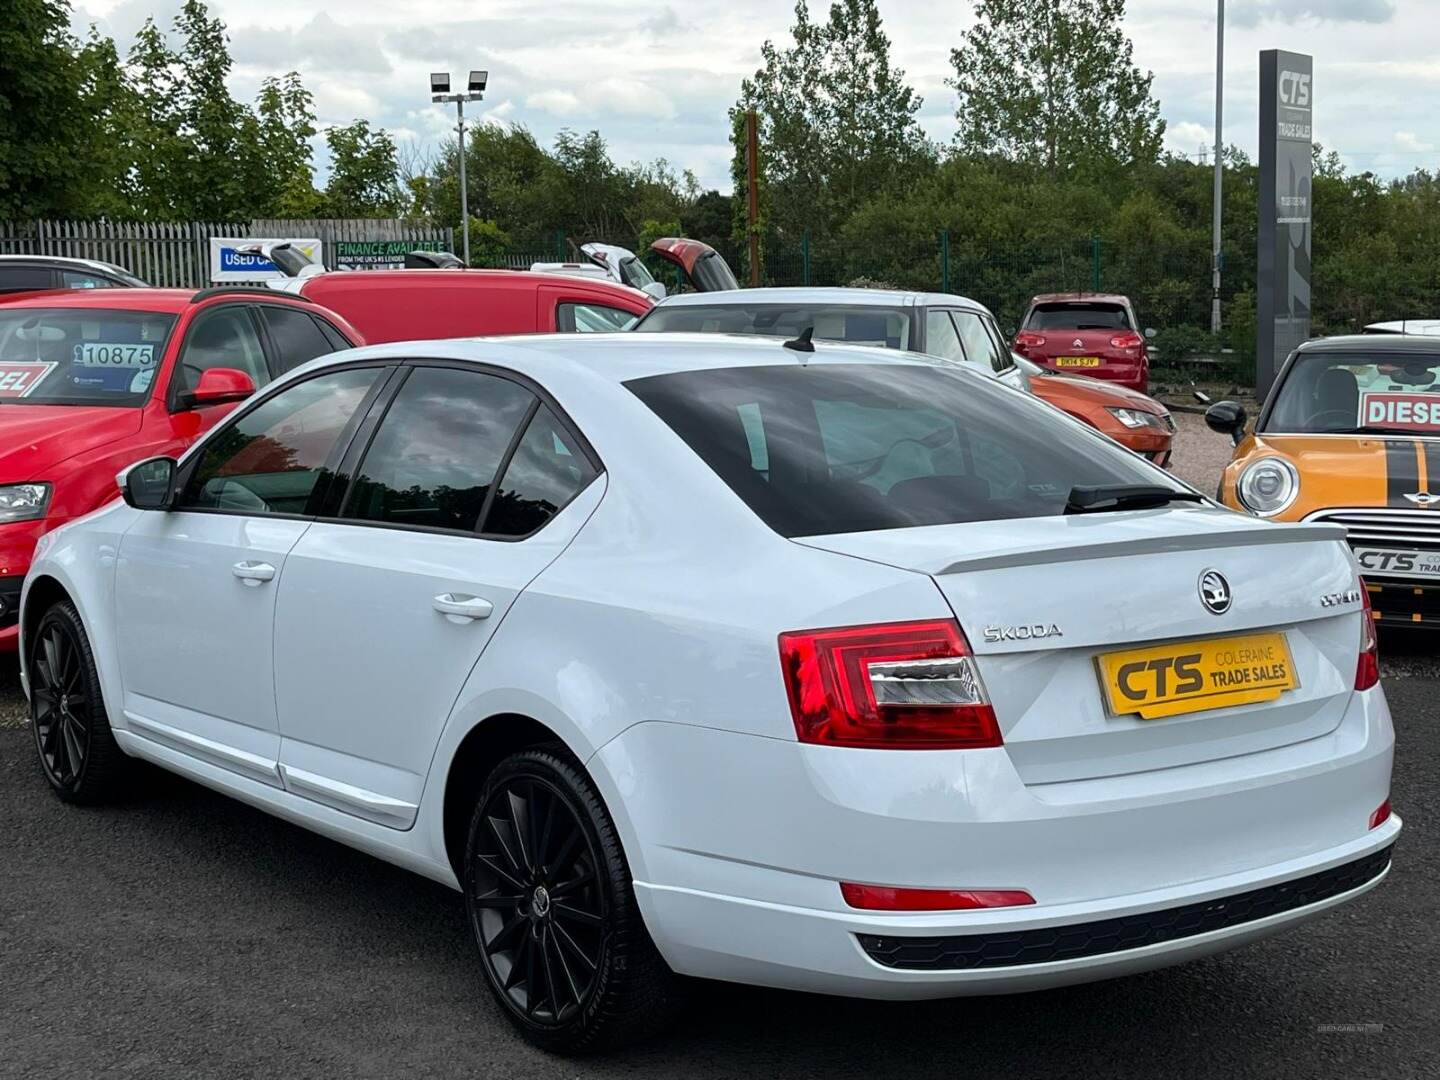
<box><xmin>30</xmin><ymin>600</ymin><xmax>129</xmax><ymax>803</ymax></box>
<box><xmin>464</xmin><ymin>748</ymin><xmax>682</xmax><ymax>1053</ymax></box>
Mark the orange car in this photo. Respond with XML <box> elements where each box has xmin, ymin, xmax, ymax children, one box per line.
<box><xmin>1208</xmin><ymin>334</ymin><xmax>1440</xmax><ymax>628</ymax></box>
<box><xmin>1015</xmin><ymin>356</ymin><xmax>1175</xmax><ymax>464</ymax></box>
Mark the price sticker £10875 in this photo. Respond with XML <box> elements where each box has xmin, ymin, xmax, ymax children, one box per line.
<box><xmin>72</xmin><ymin>343</ymin><xmax>156</xmax><ymax>369</ymax></box>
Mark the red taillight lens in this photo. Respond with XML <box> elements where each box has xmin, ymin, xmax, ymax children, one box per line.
<box><xmin>1368</xmin><ymin>798</ymin><xmax>1392</xmax><ymax>830</ymax></box>
<box><xmin>778</xmin><ymin>619</ymin><xmax>1000</xmax><ymax>749</ymax></box>
<box><xmin>1015</xmin><ymin>331</ymin><xmax>1046</xmax><ymax>350</ymax></box>
<box><xmin>840</xmin><ymin>882</ymin><xmax>1035</xmax><ymax>911</ymax></box>
<box><xmin>1356</xmin><ymin>586</ymin><xmax>1380</xmax><ymax>691</ymax></box>
<box><xmin>1109</xmin><ymin>331</ymin><xmax>1144</xmax><ymax>349</ymax></box>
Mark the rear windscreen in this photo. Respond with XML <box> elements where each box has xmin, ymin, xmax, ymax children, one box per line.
<box><xmin>634</xmin><ymin>303</ymin><xmax>915</xmax><ymax>350</ymax></box>
<box><xmin>1025</xmin><ymin>303</ymin><xmax>1131</xmax><ymax>331</ymax></box>
<box><xmin>627</xmin><ymin>363</ymin><xmax>1169</xmax><ymax>537</ymax></box>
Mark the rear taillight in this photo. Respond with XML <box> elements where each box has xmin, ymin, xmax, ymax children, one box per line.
<box><xmin>1368</xmin><ymin>798</ymin><xmax>1392</xmax><ymax>830</ymax></box>
<box><xmin>1014</xmin><ymin>331</ymin><xmax>1046</xmax><ymax>351</ymax></box>
<box><xmin>1356</xmin><ymin>586</ymin><xmax>1380</xmax><ymax>691</ymax></box>
<box><xmin>778</xmin><ymin>619</ymin><xmax>1000</xmax><ymax>749</ymax></box>
<box><xmin>1109</xmin><ymin>331</ymin><xmax>1144</xmax><ymax>349</ymax></box>
<box><xmin>840</xmin><ymin>883</ymin><xmax>1035</xmax><ymax>911</ymax></box>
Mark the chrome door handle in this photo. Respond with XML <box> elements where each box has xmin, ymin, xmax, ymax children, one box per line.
<box><xmin>433</xmin><ymin>593</ymin><xmax>493</xmax><ymax>623</ymax></box>
<box><xmin>232</xmin><ymin>560</ymin><xmax>276</xmax><ymax>586</ymax></box>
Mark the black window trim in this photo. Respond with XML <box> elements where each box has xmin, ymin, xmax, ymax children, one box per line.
<box><xmin>311</xmin><ymin>356</ymin><xmax>605</xmax><ymax>544</ymax></box>
<box><xmin>170</xmin><ymin>359</ymin><xmax>400</xmax><ymax>522</ymax></box>
<box><xmin>165</xmin><ymin>302</ymin><xmax>269</xmax><ymax>413</ymax></box>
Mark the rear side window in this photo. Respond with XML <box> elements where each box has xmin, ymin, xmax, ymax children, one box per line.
<box><xmin>0</xmin><ymin>267</ymin><xmax>53</xmax><ymax>292</ymax></box>
<box><xmin>341</xmin><ymin>366</ymin><xmax>535</xmax><ymax>533</ymax></box>
<box><xmin>483</xmin><ymin>405</ymin><xmax>598</xmax><ymax>537</ymax></box>
<box><xmin>1025</xmin><ymin>302</ymin><xmax>1131</xmax><ymax>331</ymax></box>
<box><xmin>557</xmin><ymin>303</ymin><xmax>639</xmax><ymax>333</ymax></box>
<box><xmin>924</xmin><ymin>311</ymin><xmax>967</xmax><ymax>363</ymax></box>
<box><xmin>260</xmin><ymin>306</ymin><xmax>340</xmax><ymax>374</ymax></box>
<box><xmin>627</xmin><ymin>364</ymin><xmax>1165</xmax><ymax>537</ymax></box>
<box><xmin>61</xmin><ymin>270</ymin><xmax>117</xmax><ymax>289</ymax></box>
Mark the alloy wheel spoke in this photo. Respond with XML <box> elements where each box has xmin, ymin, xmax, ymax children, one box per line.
<box><xmin>485</xmin><ymin>910</ymin><xmax>528</xmax><ymax>957</ymax></box>
<box><xmin>474</xmin><ymin>853</ymin><xmax>527</xmax><ymax>894</ymax></box>
<box><xmin>471</xmin><ymin>892</ymin><xmax>522</xmax><ymax>909</ymax></box>
<box><xmin>538</xmin><ymin>925</ymin><xmax>561</xmax><ymax>1019</ymax></box>
<box><xmin>485</xmin><ymin>813</ymin><xmax>526</xmax><ymax>880</ymax></box>
<box><xmin>545</xmin><ymin>924</ymin><xmax>582</xmax><ymax>1011</ymax></box>
<box><xmin>552</xmin><ymin>901</ymin><xmax>601</xmax><ymax>928</ymax></box>
<box><xmin>548</xmin><ymin>828</ymin><xmax>583</xmax><ymax>880</ymax></box>
<box><xmin>40</xmin><ymin>632</ymin><xmax>61</xmax><ymax>691</ymax></box>
<box><xmin>506</xmin><ymin>789</ymin><xmax>534</xmax><ymax>874</ymax></box>
<box><xmin>61</xmin><ymin>717</ymin><xmax>84</xmax><ymax>779</ymax></box>
<box><xmin>530</xmin><ymin>787</ymin><xmax>553</xmax><ymax>872</ymax></box>
<box><xmin>550</xmin><ymin>867</ymin><xmax>595</xmax><ymax>899</ymax></box>
<box><xmin>522</xmin><ymin>930</ymin><xmax>539</xmax><ymax>1015</ymax></box>
<box><xmin>551</xmin><ymin>919</ymin><xmax>598</xmax><ymax>973</ymax></box>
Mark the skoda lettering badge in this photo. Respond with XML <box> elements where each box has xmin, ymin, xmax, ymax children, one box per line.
<box><xmin>1199</xmin><ymin>569</ymin><xmax>1232</xmax><ymax>615</ymax></box>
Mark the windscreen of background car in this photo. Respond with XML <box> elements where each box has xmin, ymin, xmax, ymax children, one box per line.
<box><xmin>1025</xmin><ymin>302</ymin><xmax>1131</xmax><ymax>330</ymax></box>
<box><xmin>627</xmin><ymin>363</ymin><xmax>1171</xmax><ymax>537</ymax></box>
<box><xmin>1263</xmin><ymin>352</ymin><xmax>1440</xmax><ymax>434</ymax></box>
<box><xmin>634</xmin><ymin>304</ymin><xmax>914</xmax><ymax>349</ymax></box>
<box><xmin>0</xmin><ymin>309</ymin><xmax>176</xmax><ymax>405</ymax></box>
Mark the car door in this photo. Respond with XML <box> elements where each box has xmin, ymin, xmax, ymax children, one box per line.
<box><xmin>952</xmin><ymin>308</ymin><xmax>1026</xmax><ymax>391</ymax></box>
<box><xmin>255</xmin><ymin>303</ymin><xmax>351</xmax><ymax>378</ymax></box>
<box><xmin>113</xmin><ymin>365</ymin><xmax>390</xmax><ymax>785</ymax></box>
<box><xmin>271</xmin><ymin>362</ymin><xmax>601</xmax><ymax>828</ymax></box>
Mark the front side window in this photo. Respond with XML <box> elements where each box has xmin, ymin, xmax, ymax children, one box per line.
<box><xmin>175</xmin><ymin>307</ymin><xmax>269</xmax><ymax>398</ymax></box>
<box><xmin>1263</xmin><ymin>351</ymin><xmax>1440</xmax><ymax>435</ymax></box>
<box><xmin>260</xmin><ymin>306</ymin><xmax>341</xmax><ymax>374</ymax></box>
<box><xmin>557</xmin><ymin>303</ymin><xmax>640</xmax><ymax>333</ymax></box>
<box><xmin>483</xmin><ymin>406</ymin><xmax>598</xmax><ymax>537</ymax></box>
<box><xmin>924</xmin><ymin>311</ymin><xmax>967</xmax><ymax>363</ymax></box>
<box><xmin>179</xmin><ymin>367</ymin><xmax>381</xmax><ymax>515</ymax></box>
<box><xmin>634</xmin><ymin>303</ymin><xmax>915</xmax><ymax>350</ymax></box>
<box><xmin>342</xmin><ymin>366</ymin><xmax>535</xmax><ymax>532</ymax></box>
<box><xmin>0</xmin><ymin>267</ymin><xmax>53</xmax><ymax>292</ymax></box>
<box><xmin>0</xmin><ymin>308</ymin><xmax>175</xmax><ymax>406</ymax></box>
<box><xmin>61</xmin><ymin>270</ymin><xmax>117</xmax><ymax>289</ymax></box>
<box><xmin>628</xmin><ymin>363</ymin><xmax>1168</xmax><ymax>537</ymax></box>
<box><xmin>952</xmin><ymin>311</ymin><xmax>1006</xmax><ymax>372</ymax></box>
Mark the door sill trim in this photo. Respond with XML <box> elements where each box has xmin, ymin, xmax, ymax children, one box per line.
<box><xmin>123</xmin><ymin>711</ymin><xmax>282</xmax><ymax>788</ymax></box>
<box><xmin>277</xmin><ymin>763</ymin><xmax>418</xmax><ymax>829</ymax></box>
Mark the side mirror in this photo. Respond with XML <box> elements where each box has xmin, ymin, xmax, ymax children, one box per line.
<box><xmin>1205</xmin><ymin>400</ymin><xmax>1249</xmax><ymax>447</ymax></box>
<box><xmin>181</xmin><ymin>367</ymin><xmax>256</xmax><ymax>410</ymax></box>
<box><xmin>1144</xmin><ymin>327</ymin><xmax>1157</xmax><ymax>339</ymax></box>
<box><xmin>120</xmin><ymin>456</ymin><xmax>177</xmax><ymax>510</ymax></box>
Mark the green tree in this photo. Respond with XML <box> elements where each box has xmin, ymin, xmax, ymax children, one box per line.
<box><xmin>322</xmin><ymin>120</ymin><xmax>405</xmax><ymax>217</ymax></box>
<box><xmin>949</xmin><ymin>0</ymin><xmax>1164</xmax><ymax>175</ymax></box>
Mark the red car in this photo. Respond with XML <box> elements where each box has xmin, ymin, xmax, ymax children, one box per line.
<box><xmin>0</xmin><ymin>287</ymin><xmax>362</xmax><ymax>649</ymax></box>
<box><xmin>294</xmin><ymin>269</ymin><xmax>653</xmax><ymax>343</ymax></box>
<box><xmin>1011</xmin><ymin>292</ymin><xmax>1154</xmax><ymax>393</ymax></box>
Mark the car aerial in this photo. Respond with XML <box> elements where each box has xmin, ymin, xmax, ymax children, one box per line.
<box><xmin>1011</xmin><ymin>292</ymin><xmax>1154</xmax><ymax>393</ymax></box>
<box><xmin>635</xmin><ymin>287</ymin><xmax>1174</xmax><ymax>460</ymax></box>
<box><xmin>1014</xmin><ymin>354</ymin><xmax>1175</xmax><ymax>465</ymax></box>
<box><xmin>0</xmin><ymin>254</ymin><xmax>149</xmax><ymax>293</ymax></box>
<box><xmin>23</xmin><ymin>333</ymin><xmax>1396</xmax><ymax>1054</ymax></box>
<box><xmin>0</xmin><ymin>286</ymin><xmax>362</xmax><ymax>647</ymax></box>
<box><xmin>1209</xmin><ymin>334</ymin><xmax>1440</xmax><ymax>628</ymax></box>
<box><xmin>291</xmin><ymin>268</ymin><xmax>653</xmax><ymax>342</ymax></box>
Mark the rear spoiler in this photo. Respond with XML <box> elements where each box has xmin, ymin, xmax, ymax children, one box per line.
<box><xmin>938</xmin><ymin>521</ymin><xmax>1348</xmax><ymax>575</ymax></box>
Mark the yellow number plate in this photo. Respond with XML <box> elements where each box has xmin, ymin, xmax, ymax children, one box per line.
<box><xmin>1097</xmin><ymin>632</ymin><xmax>1298</xmax><ymax>720</ymax></box>
<box><xmin>1055</xmin><ymin>356</ymin><xmax>1101</xmax><ymax>367</ymax></box>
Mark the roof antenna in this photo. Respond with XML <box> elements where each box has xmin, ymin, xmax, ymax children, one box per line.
<box><xmin>783</xmin><ymin>326</ymin><xmax>815</xmax><ymax>357</ymax></box>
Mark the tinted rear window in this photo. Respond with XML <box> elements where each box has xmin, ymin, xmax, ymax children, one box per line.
<box><xmin>635</xmin><ymin>303</ymin><xmax>914</xmax><ymax>350</ymax></box>
<box><xmin>1025</xmin><ymin>303</ymin><xmax>1131</xmax><ymax>331</ymax></box>
<box><xmin>627</xmin><ymin>363</ymin><xmax>1166</xmax><ymax>537</ymax></box>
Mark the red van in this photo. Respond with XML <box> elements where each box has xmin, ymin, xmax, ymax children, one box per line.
<box><xmin>294</xmin><ymin>269</ymin><xmax>654</xmax><ymax>343</ymax></box>
<box><xmin>0</xmin><ymin>287</ymin><xmax>362</xmax><ymax>649</ymax></box>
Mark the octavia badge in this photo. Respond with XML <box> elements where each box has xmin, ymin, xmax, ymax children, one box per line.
<box><xmin>1199</xmin><ymin>569</ymin><xmax>1232</xmax><ymax>615</ymax></box>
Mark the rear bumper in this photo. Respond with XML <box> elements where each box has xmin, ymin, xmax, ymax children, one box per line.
<box><xmin>595</xmin><ymin>685</ymin><xmax>1394</xmax><ymax>997</ymax></box>
<box><xmin>1035</xmin><ymin>361</ymin><xmax>1147</xmax><ymax>392</ymax></box>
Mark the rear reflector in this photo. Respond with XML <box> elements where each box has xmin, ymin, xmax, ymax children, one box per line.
<box><xmin>779</xmin><ymin>619</ymin><xmax>1000</xmax><ymax>749</ymax></box>
<box><xmin>841</xmin><ymin>883</ymin><xmax>1036</xmax><ymax>911</ymax></box>
<box><xmin>1369</xmin><ymin>798</ymin><xmax>1392</xmax><ymax>830</ymax></box>
<box><xmin>1356</xmin><ymin>584</ymin><xmax>1381</xmax><ymax>691</ymax></box>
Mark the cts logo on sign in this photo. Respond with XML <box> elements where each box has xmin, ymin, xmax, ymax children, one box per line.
<box><xmin>1199</xmin><ymin>569</ymin><xmax>1232</xmax><ymax>615</ymax></box>
<box><xmin>1279</xmin><ymin>70</ymin><xmax>1311</xmax><ymax>107</ymax></box>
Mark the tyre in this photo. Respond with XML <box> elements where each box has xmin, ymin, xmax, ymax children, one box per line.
<box><xmin>463</xmin><ymin>747</ymin><xmax>683</xmax><ymax>1053</ymax></box>
<box><xmin>29</xmin><ymin>599</ymin><xmax>130</xmax><ymax>803</ymax></box>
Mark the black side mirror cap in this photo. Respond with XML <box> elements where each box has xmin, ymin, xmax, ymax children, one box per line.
<box><xmin>121</xmin><ymin>456</ymin><xmax>177</xmax><ymax>510</ymax></box>
<box><xmin>1204</xmin><ymin>401</ymin><xmax>1249</xmax><ymax>447</ymax></box>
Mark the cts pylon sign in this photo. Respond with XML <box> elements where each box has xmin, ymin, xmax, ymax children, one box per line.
<box><xmin>1257</xmin><ymin>50</ymin><xmax>1313</xmax><ymax>395</ymax></box>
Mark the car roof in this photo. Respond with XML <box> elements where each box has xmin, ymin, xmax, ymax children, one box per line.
<box><xmin>303</xmin><ymin>331</ymin><xmax>962</xmax><ymax>388</ymax></box>
<box><xmin>1029</xmin><ymin>292</ymin><xmax>1131</xmax><ymax>306</ymax></box>
<box><xmin>1298</xmin><ymin>334</ymin><xmax>1440</xmax><ymax>355</ymax></box>
<box><xmin>299</xmin><ymin>267</ymin><xmax>650</xmax><ymax>302</ymax></box>
<box><xmin>652</xmin><ymin>286</ymin><xmax>989</xmax><ymax>312</ymax></box>
<box><xmin>0</xmin><ymin>287</ymin><xmax>196</xmax><ymax>313</ymax></box>
<box><xmin>0</xmin><ymin>254</ymin><xmax>131</xmax><ymax>275</ymax></box>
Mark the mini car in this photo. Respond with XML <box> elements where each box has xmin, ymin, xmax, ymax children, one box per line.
<box><xmin>1012</xmin><ymin>292</ymin><xmax>1155</xmax><ymax>393</ymax></box>
<box><xmin>1210</xmin><ymin>333</ymin><xmax>1440</xmax><ymax>627</ymax></box>
<box><xmin>24</xmin><ymin>333</ymin><xmax>1396</xmax><ymax>1053</ymax></box>
<box><xmin>0</xmin><ymin>286</ymin><xmax>362</xmax><ymax>647</ymax></box>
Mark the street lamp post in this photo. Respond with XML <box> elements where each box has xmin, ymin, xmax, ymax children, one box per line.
<box><xmin>431</xmin><ymin>70</ymin><xmax>488</xmax><ymax>266</ymax></box>
<box><xmin>1211</xmin><ymin>0</ymin><xmax>1224</xmax><ymax>334</ymax></box>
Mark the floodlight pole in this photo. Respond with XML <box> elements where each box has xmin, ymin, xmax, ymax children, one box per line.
<box><xmin>433</xmin><ymin>85</ymin><xmax>486</xmax><ymax>266</ymax></box>
<box><xmin>1211</xmin><ymin>0</ymin><xmax>1224</xmax><ymax>334</ymax></box>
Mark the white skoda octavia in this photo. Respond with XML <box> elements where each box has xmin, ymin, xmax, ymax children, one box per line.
<box><xmin>21</xmin><ymin>334</ymin><xmax>1398</xmax><ymax>1053</ymax></box>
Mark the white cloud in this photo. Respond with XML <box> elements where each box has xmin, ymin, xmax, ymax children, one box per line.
<box><xmin>1394</xmin><ymin>131</ymin><xmax>1435</xmax><ymax>152</ymax></box>
<box><xmin>525</xmin><ymin>89</ymin><xmax>582</xmax><ymax>117</ymax></box>
<box><xmin>1230</xmin><ymin>0</ymin><xmax>1396</xmax><ymax>28</ymax></box>
<box><xmin>1166</xmin><ymin>121</ymin><xmax>1214</xmax><ymax>158</ymax></box>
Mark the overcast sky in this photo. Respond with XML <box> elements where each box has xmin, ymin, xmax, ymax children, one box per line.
<box><xmin>72</xmin><ymin>0</ymin><xmax>1438</xmax><ymax>189</ymax></box>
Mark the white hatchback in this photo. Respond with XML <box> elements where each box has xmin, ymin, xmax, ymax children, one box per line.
<box><xmin>21</xmin><ymin>334</ymin><xmax>1398</xmax><ymax>1053</ymax></box>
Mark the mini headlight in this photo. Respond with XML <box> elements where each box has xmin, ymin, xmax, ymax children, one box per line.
<box><xmin>1107</xmin><ymin>407</ymin><xmax>1160</xmax><ymax>429</ymax></box>
<box><xmin>0</xmin><ymin>483</ymin><xmax>52</xmax><ymax>524</ymax></box>
<box><xmin>1237</xmin><ymin>457</ymin><xmax>1299</xmax><ymax>517</ymax></box>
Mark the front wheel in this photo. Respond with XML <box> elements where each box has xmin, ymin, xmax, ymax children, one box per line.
<box><xmin>30</xmin><ymin>599</ymin><xmax>130</xmax><ymax>803</ymax></box>
<box><xmin>463</xmin><ymin>747</ymin><xmax>682</xmax><ymax>1053</ymax></box>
